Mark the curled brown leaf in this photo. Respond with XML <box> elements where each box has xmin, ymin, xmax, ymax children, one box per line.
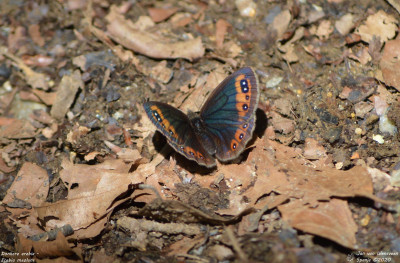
<box><xmin>106</xmin><ymin>6</ymin><xmax>204</xmax><ymax>61</ymax></box>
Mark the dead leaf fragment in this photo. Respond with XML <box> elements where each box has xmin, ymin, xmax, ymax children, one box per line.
<box><xmin>0</xmin><ymin>46</ymin><xmax>49</xmax><ymax>90</ymax></box>
<box><xmin>3</xmin><ymin>162</ymin><xmax>48</xmax><ymax>207</ymax></box>
<box><xmin>66</xmin><ymin>123</ymin><xmax>90</xmax><ymax>144</ymax></box>
<box><xmin>104</xmin><ymin>140</ymin><xmax>144</xmax><ymax>163</ymax></box>
<box><xmin>216</xmin><ymin>19</ymin><xmax>229</xmax><ymax>49</ymax></box>
<box><xmin>280</xmin><ymin>43</ymin><xmax>299</xmax><ymax>63</ymax></box>
<box><xmin>148</xmin><ymin>60</ymin><xmax>174</xmax><ymax>84</ymax></box>
<box><xmin>303</xmin><ymin>138</ymin><xmax>327</xmax><ymax>160</ymax></box>
<box><xmin>180</xmin><ymin>65</ymin><xmax>227</xmax><ymax>112</ymax></box>
<box><xmin>32</xmin><ymin>89</ymin><xmax>57</xmax><ymax>106</ymax></box>
<box><xmin>387</xmin><ymin>0</ymin><xmax>400</xmax><ymax>15</ymax></box>
<box><xmin>167</xmin><ymin>235</ymin><xmax>205</xmax><ymax>257</ymax></box>
<box><xmin>106</xmin><ymin>6</ymin><xmax>204</xmax><ymax>61</ymax></box>
<box><xmin>354</xmin><ymin>101</ymin><xmax>373</xmax><ymax>118</ymax></box>
<box><xmin>41</xmin><ymin>123</ymin><xmax>58</xmax><ymax>139</ymax></box>
<box><xmin>242</xmin><ymin>139</ymin><xmax>375</xmax><ymax>209</ymax></box>
<box><xmin>347</xmin><ymin>46</ymin><xmax>371</xmax><ymax>65</ymax></box>
<box><xmin>271</xmin><ymin>9</ymin><xmax>292</xmax><ymax>41</ymax></box>
<box><xmin>7</xmin><ymin>26</ymin><xmax>27</xmax><ymax>53</ymax></box>
<box><xmin>170</xmin><ymin>12</ymin><xmax>193</xmax><ymax>28</ymax></box>
<box><xmin>316</xmin><ymin>20</ymin><xmax>333</xmax><ymax>40</ymax></box>
<box><xmin>16</xmin><ymin>232</ymin><xmax>76</xmax><ymax>259</ymax></box>
<box><xmin>279</xmin><ymin>199</ymin><xmax>357</xmax><ymax>249</ymax></box>
<box><xmin>207</xmin><ymin>244</ymin><xmax>234</xmax><ymax>261</ymax></box>
<box><xmin>134</xmin><ymin>16</ymin><xmax>155</xmax><ymax>31</ymax></box>
<box><xmin>0</xmin><ymin>155</ymin><xmax>15</xmax><ymax>173</ymax></box>
<box><xmin>0</xmin><ymin>118</ymin><xmax>37</xmax><ymax>139</ymax></box>
<box><xmin>380</xmin><ymin>38</ymin><xmax>400</xmax><ymax>91</ymax></box>
<box><xmin>50</xmin><ymin>70</ymin><xmax>83</xmax><ymax>119</ymax></box>
<box><xmin>270</xmin><ymin>111</ymin><xmax>295</xmax><ymax>134</ymax></box>
<box><xmin>148</xmin><ymin>7</ymin><xmax>179</xmax><ymax>23</ymax></box>
<box><xmin>35</xmin><ymin>158</ymin><xmax>147</xmax><ymax>233</ymax></box>
<box><xmin>335</xmin><ymin>13</ymin><xmax>354</xmax><ymax>35</ymax></box>
<box><xmin>22</xmin><ymin>54</ymin><xmax>54</xmax><ymax>67</ymax></box>
<box><xmin>28</xmin><ymin>24</ymin><xmax>45</xmax><ymax>47</ymax></box>
<box><xmin>356</xmin><ymin>10</ymin><xmax>398</xmax><ymax>43</ymax></box>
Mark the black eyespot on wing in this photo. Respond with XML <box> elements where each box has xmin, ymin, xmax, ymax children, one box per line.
<box><xmin>240</xmin><ymin>79</ymin><xmax>249</xmax><ymax>93</ymax></box>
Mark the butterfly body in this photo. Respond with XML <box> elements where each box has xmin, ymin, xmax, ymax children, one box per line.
<box><xmin>143</xmin><ymin>67</ymin><xmax>259</xmax><ymax>168</ymax></box>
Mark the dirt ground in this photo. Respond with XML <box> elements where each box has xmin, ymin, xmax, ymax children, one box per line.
<box><xmin>1</xmin><ymin>0</ymin><xmax>400</xmax><ymax>262</ymax></box>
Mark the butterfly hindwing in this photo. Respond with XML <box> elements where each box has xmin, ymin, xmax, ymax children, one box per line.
<box><xmin>143</xmin><ymin>101</ymin><xmax>216</xmax><ymax>167</ymax></box>
<box><xmin>200</xmin><ymin>67</ymin><xmax>259</xmax><ymax>161</ymax></box>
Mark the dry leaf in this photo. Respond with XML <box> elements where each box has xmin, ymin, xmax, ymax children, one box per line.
<box><xmin>16</xmin><ymin>232</ymin><xmax>76</xmax><ymax>259</ymax></box>
<box><xmin>270</xmin><ymin>9</ymin><xmax>292</xmax><ymax>41</ymax></box>
<box><xmin>216</xmin><ymin>19</ymin><xmax>229</xmax><ymax>49</ymax></box>
<box><xmin>0</xmin><ymin>155</ymin><xmax>15</xmax><ymax>173</ymax></box>
<box><xmin>356</xmin><ymin>10</ymin><xmax>398</xmax><ymax>43</ymax></box>
<box><xmin>3</xmin><ymin>162</ymin><xmax>48</xmax><ymax>207</ymax></box>
<box><xmin>148</xmin><ymin>7</ymin><xmax>179</xmax><ymax>23</ymax></box>
<box><xmin>106</xmin><ymin>6</ymin><xmax>204</xmax><ymax>61</ymax></box>
<box><xmin>316</xmin><ymin>20</ymin><xmax>333</xmax><ymax>40</ymax></box>
<box><xmin>279</xmin><ymin>199</ymin><xmax>357</xmax><ymax>249</ymax></box>
<box><xmin>50</xmin><ymin>70</ymin><xmax>83</xmax><ymax>119</ymax></box>
<box><xmin>35</xmin><ymin>158</ymin><xmax>147</xmax><ymax>232</ymax></box>
<box><xmin>28</xmin><ymin>24</ymin><xmax>45</xmax><ymax>47</ymax></box>
<box><xmin>380</xmin><ymin>38</ymin><xmax>400</xmax><ymax>91</ymax></box>
<box><xmin>303</xmin><ymin>138</ymin><xmax>327</xmax><ymax>160</ymax></box>
<box><xmin>0</xmin><ymin>46</ymin><xmax>49</xmax><ymax>90</ymax></box>
<box><xmin>335</xmin><ymin>13</ymin><xmax>355</xmax><ymax>35</ymax></box>
<box><xmin>146</xmin><ymin>60</ymin><xmax>174</xmax><ymax>84</ymax></box>
<box><xmin>239</xmin><ymin>138</ymin><xmax>375</xmax><ymax>208</ymax></box>
<box><xmin>0</xmin><ymin>119</ymin><xmax>37</xmax><ymax>139</ymax></box>
<box><xmin>166</xmin><ymin>235</ymin><xmax>205</xmax><ymax>256</ymax></box>
<box><xmin>179</xmin><ymin>65</ymin><xmax>227</xmax><ymax>112</ymax></box>
<box><xmin>22</xmin><ymin>54</ymin><xmax>54</xmax><ymax>67</ymax></box>
<box><xmin>280</xmin><ymin>43</ymin><xmax>299</xmax><ymax>63</ymax></box>
<box><xmin>32</xmin><ymin>89</ymin><xmax>57</xmax><ymax>106</ymax></box>
<box><xmin>270</xmin><ymin>111</ymin><xmax>295</xmax><ymax>134</ymax></box>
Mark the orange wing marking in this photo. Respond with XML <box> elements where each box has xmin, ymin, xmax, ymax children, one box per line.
<box><xmin>150</xmin><ymin>105</ymin><xmax>178</xmax><ymax>139</ymax></box>
<box><xmin>235</xmin><ymin>75</ymin><xmax>252</xmax><ymax>117</ymax></box>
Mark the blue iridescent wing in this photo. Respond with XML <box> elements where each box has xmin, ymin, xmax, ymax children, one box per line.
<box><xmin>143</xmin><ymin>101</ymin><xmax>216</xmax><ymax>167</ymax></box>
<box><xmin>200</xmin><ymin>67</ymin><xmax>259</xmax><ymax>161</ymax></box>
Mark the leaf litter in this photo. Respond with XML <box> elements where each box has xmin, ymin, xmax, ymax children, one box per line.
<box><xmin>0</xmin><ymin>0</ymin><xmax>400</xmax><ymax>262</ymax></box>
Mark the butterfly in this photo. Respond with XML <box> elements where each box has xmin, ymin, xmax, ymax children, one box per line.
<box><xmin>143</xmin><ymin>67</ymin><xmax>259</xmax><ymax>168</ymax></box>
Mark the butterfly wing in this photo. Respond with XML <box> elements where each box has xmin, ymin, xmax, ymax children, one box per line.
<box><xmin>200</xmin><ymin>67</ymin><xmax>259</xmax><ymax>161</ymax></box>
<box><xmin>143</xmin><ymin>101</ymin><xmax>216</xmax><ymax>167</ymax></box>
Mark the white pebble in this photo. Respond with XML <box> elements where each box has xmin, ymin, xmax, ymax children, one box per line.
<box><xmin>372</xmin><ymin>134</ymin><xmax>384</xmax><ymax>144</ymax></box>
<box><xmin>235</xmin><ymin>0</ymin><xmax>256</xmax><ymax>17</ymax></box>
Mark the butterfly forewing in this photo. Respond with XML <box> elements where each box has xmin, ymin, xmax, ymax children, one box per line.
<box><xmin>199</xmin><ymin>67</ymin><xmax>259</xmax><ymax>161</ymax></box>
<box><xmin>143</xmin><ymin>101</ymin><xmax>216</xmax><ymax>167</ymax></box>
<box><xmin>143</xmin><ymin>67</ymin><xmax>259</xmax><ymax>167</ymax></box>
